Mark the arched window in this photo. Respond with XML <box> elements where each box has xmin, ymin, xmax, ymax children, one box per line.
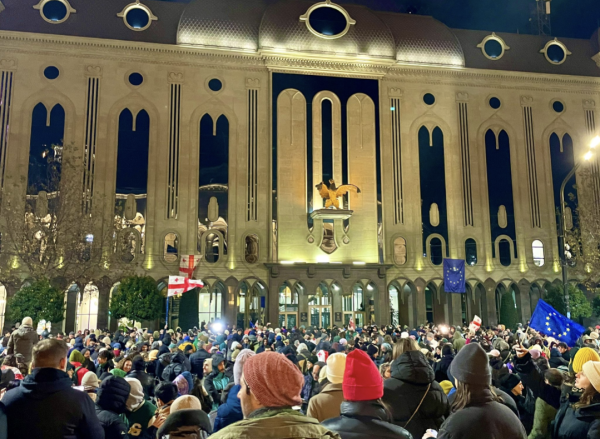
<box><xmin>430</xmin><ymin>237</ymin><xmax>443</xmax><ymax>265</ymax></box>
<box><xmin>164</xmin><ymin>233</ymin><xmax>178</xmax><ymax>263</ymax></box>
<box><xmin>0</xmin><ymin>284</ymin><xmax>6</xmax><ymax>331</ymax></box>
<box><xmin>198</xmin><ymin>282</ymin><xmax>223</xmax><ymax>324</ymax></box>
<box><xmin>309</xmin><ymin>283</ymin><xmax>331</xmax><ymax>328</ymax></box>
<box><xmin>278</xmin><ymin>282</ymin><xmax>299</xmax><ymax>328</ymax></box>
<box><xmin>204</xmin><ymin>233</ymin><xmax>220</xmax><ymax>263</ymax></box>
<box><xmin>343</xmin><ymin>283</ymin><xmax>365</xmax><ymax>327</ymax></box>
<box><xmin>532</xmin><ymin>240</ymin><xmax>544</xmax><ymax>266</ymax></box>
<box><xmin>425</xmin><ymin>284</ymin><xmax>434</xmax><ymax>323</ymax></box>
<box><xmin>499</xmin><ymin>239</ymin><xmax>511</xmax><ymax>267</ymax></box>
<box><xmin>465</xmin><ymin>238</ymin><xmax>477</xmax><ymax>266</ymax></box>
<box><xmin>238</xmin><ymin>282</ymin><xmax>263</xmax><ymax>328</ymax></box>
<box><xmin>76</xmin><ymin>283</ymin><xmax>99</xmax><ymax>332</ymax></box>
<box><xmin>244</xmin><ymin>235</ymin><xmax>259</xmax><ymax>264</ymax></box>
<box><xmin>393</xmin><ymin>237</ymin><xmax>407</xmax><ymax>265</ymax></box>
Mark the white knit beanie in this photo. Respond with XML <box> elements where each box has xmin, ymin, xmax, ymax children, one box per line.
<box><xmin>124</xmin><ymin>377</ymin><xmax>145</xmax><ymax>412</ymax></box>
<box><xmin>583</xmin><ymin>361</ymin><xmax>600</xmax><ymax>392</ymax></box>
<box><xmin>233</xmin><ymin>349</ymin><xmax>256</xmax><ymax>386</ymax></box>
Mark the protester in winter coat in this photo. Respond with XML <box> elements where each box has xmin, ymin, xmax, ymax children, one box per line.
<box><xmin>500</xmin><ymin>372</ymin><xmax>536</xmax><ymax>434</ymax></box>
<box><xmin>308</xmin><ymin>353</ymin><xmax>346</xmax><ymax>422</ymax></box>
<box><xmin>514</xmin><ymin>347</ymin><xmax>600</xmax><ymax>439</ymax></box>
<box><xmin>124</xmin><ymin>377</ymin><xmax>156</xmax><ymax>439</ymax></box>
<box><xmin>7</xmin><ymin>317</ymin><xmax>39</xmax><ymax>366</ymax></box>
<box><xmin>214</xmin><ymin>349</ymin><xmax>255</xmax><ymax>433</ymax></box>
<box><xmin>68</xmin><ymin>350</ymin><xmax>90</xmax><ymax>386</ymax></box>
<box><xmin>149</xmin><ymin>382</ymin><xmax>178</xmax><ymax>432</ymax></box>
<box><xmin>81</xmin><ymin>348</ymin><xmax>96</xmax><ymax>374</ymax></box>
<box><xmin>2</xmin><ymin>339</ymin><xmax>104</xmax><ymax>439</ymax></box>
<box><xmin>209</xmin><ymin>351</ymin><xmax>340</xmax><ymax>439</ymax></box>
<box><xmin>95</xmin><ymin>374</ymin><xmax>131</xmax><ymax>439</ymax></box>
<box><xmin>434</xmin><ymin>344</ymin><xmax>454</xmax><ymax>383</ymax></box>
<box><xmin>126</xmin><ymin>355</ymin><xmax>155</xmax><ymax>399</ymax></box>
<box><xmin>383</xmin><ymin>338</ymin><xmax>449</xmax><ymax>439</ymax></box>
<box><xmin>81</xmin><ymin>370</ymin><xmax>99</xmax><ymax>402</ymax></box>
<box><xmin>322</xmin><ymin>349</ymin><xmax>412</xmax><ymax>439</ymax></box>
<box><xmin>549</xmin><ymin>348</ymin><xmax>570</xmax><ymax>368</ymax></box>
<box><xmin>189</xmin><ymin>341</ymin><xmax>210</xmax><ymax>378</ymax></box>
<box><xmin>452</xmin><ymin>331</ymin><xmax>465</xmax><ymax>353</ymax></box>
<box><xmin>205</xmin><ymin>353</ymin><xmax>233</xmax><ymax>409</ymax></box>
<box><xmin>528</xmin><ymin>369</ymin><xmax>563</xmax><ymax>439</ymax></box>
<box><xmin>424</xmin><ymin>343</ymin><xmax>527</xmax><ymax>439</ymax></box>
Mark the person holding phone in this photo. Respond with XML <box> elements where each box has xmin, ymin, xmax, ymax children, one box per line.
<box><xmin>423</xmin><ymin>343</ymin><xmax>526</xmax><ymax>439</ymax></box>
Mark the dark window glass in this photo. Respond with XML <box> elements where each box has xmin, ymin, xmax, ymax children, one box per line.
<box><xmin>547</xmin><ymin>44</ymin><xmax>566</xmax><ymax>63</ymax></box>
<box><xmin>430</xmin><ymin>237</ymin><xmax>443</xmax><ymax>265</ymax></box>
<box><xmin>126</xmin><ymin>8</ymin><xmax>150</xmax><ymax>29</ymax></box>
<box><xmin>552</xmin><ymin>101</ymin><xmax>564</xmax><ymax>113</ymax></box>
<box><xmin>499</xmin><ymin>239</ymin><xmax>511</xmax><ymax>266</ymax></box>
<box><xmin>484</xmin><ymin>39</ymin><xmax>503</xmax><ymax>59</ymax></box>
<box><xmin>423</xmin><ymin>93</ymin><xmax>435</xmax><ymax>106</ymax></box>
<box><xmin>129</xmin><ymin>73</ymin><xmax>144</xmax><ymax>86</ymax></box>
<box><xmin>44</xmin><ymin>66</ymin><xmax>60</xmax><ymax>80</ymax></box>
<box><xmin>42</xmin><ymin>1</ymin><xmax>67</xmax><ymax>22</ymax></box>
<box><xmin>308</xmin><ymin>7</ymin><xmax>347</xmax><ymax>36</ymax></box>
<box><xmin>208</xmin><ymin>79</ymin><xmax>222</xmax><ymax>92</ymax></box>
<box><xmin>489</xmin><ymin>97</ymin><xmax>501</xmax><ymax>109</ymax></box>
<box><xmin>465</xmin><ymin>238</ymin><xmax>477</xmax><ymax>266</ymax></box>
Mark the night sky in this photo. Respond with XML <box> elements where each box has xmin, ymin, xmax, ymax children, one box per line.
<box><xmin>159</xmin><ymin>0</ymin><xmax>600</xmax><ymax>39</ymax></box>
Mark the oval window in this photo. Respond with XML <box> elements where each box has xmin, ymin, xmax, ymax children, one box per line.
<box><xmin>393</xmin><ymin>237</ymin><xmax>407</xmax><ymax>266</ymax></box>
<box><xmin>423</xmin><ymin>93</ymin><xmax>436</xmax><ymax>106</ymax></box>
<box><xmin>430</xmin><ymin>237</ymin><xmax>443</xmax><ymax>266</ymax></box>
<box><xmin>546</xmin><ymin>43</ymin><xmax>566</xmax><ymax>64</ymax></box>
<box><xmin>489</xmin><ymin>97</ymin><xmax>501</xmax><ymax>109</ymax></box>
<box><xmin>208</xmin><ymin>79</ymin><xmax>222</xmax><ymax>92</ymax></box>
<box><xmin>484</xmin><ymin>39</ymin><xmax>503</xmax><ymax>59</ymax></box>
<box><xmin>44</xmin><ymin>66</ymin><xmax>60</xmax><ymax>80</ymax></box>
<box><xmin>125</xmin><ymin>7</ymin><xmax>150</xmax><ymax>30</ymax></box>
<box><xmin>308</xmin><ymin>6</ymin><xmax>347</xmax><ymax>37</ymax></box>
<box><xmin>42</xmin><ymin>0</ymin><xmax>68</xmax><ymax>22</ymax></box>
<box><xmin>552</xmin><ymin>101</ymin><xmax>564</xmax><ymax>113</ymax></box>
<box><xmin>128</xmin><ymin>73</ymin><xmax>144</xmax><ymax>86</ymax></box>
<box><xmin>244</xmin><ymin>235</ymin><xmax>259</xmax><ymax>264</ymax></box>
<box><xmin>498</xmin><ymin>239</ymin><xmax>511</xmax><ymax>267</ymax></box>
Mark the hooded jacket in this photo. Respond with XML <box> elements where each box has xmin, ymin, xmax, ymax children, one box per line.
<box><xmin>2</xmin><ymin>367</ymin><xmax>104</xmax><ymax>439</ymax></box>
<box><xmin>307</xmin><ymin>382</ymin><xmax>345</xmax><ymax>422</ymax></box>
<box><xmin>549</xmin><ymin>348</ymin><xmax>569</xmax><ymax>368</ymax></box>
<box><xmin>189</xmin><ymin>348</ymin><xmax>210</xmax><ymax>378</ymax></box>
<box><xmin>322</xmin><ymin>401</ymin><xmax>412</xmax><ymax>439</ymax></box>
<box><xmin>126</xmin><ymin>356</ymin><xmax>155</xmax><ymax>398</ymax></box>
<box><xmin>161</xmin><ymin>351</ymin><xmax>190</xmax><ymax>382</ymax></box>
<box><xmin>213</xmin><ymin>383</ymin><xmax>243</xmax><ymax>433</ymax></box>
<box><xmin>95</xmin><ymin>374</ymin><xmax>131</xmax><ymax>439</ymax></box>
<box><xmin>382</xmin><ymin>350</ymin><xmax>449</xmax><ymax>439</ymax></box>
<box><xmin>204</xmin><ymin>353</ymin><xmax>233</xmax><ymax>408</ymax></box>
<box><xmin>7</xmin><ymin>324</ymin><xmax>39</xmax><ymax>363</ymax></box>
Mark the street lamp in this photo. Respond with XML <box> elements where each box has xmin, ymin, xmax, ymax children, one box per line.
<box><xmin>559</xmin><ymin>135</ymin><xmax>599</xmax><ymax>317</ymax></box>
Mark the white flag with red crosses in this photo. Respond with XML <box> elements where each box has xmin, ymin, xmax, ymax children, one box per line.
<box><xmin>168</xmin><ymin>276</ymin><xmax>204</xmax><ymax>297</ymax></box>
<box><xmin>179</xmin><ymin>255</ymin><xmax>200</xmax><ymax>279</ymax></box>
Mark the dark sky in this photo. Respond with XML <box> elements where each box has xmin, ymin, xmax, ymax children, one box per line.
<box><xmin>159</xmin><ymin>0</ymin><xmax>600</xmax><ymax>39</ymax></box>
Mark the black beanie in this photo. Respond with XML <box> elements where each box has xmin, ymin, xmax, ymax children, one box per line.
<box><xmin>155</xmin><ymin>382</ymin><xmax>178</xmax><ymax>404</ymax></box>
<box><xmin>449</xmin><ymin>343</ymin><xmax>491</xmax><ymax>386</ymax></box>
<box><xmin>500</xmin><ymin>373</ymin><xmax>521</xmax><ymax>392</ymax></box>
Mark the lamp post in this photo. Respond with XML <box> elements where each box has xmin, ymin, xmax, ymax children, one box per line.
<box><xmin>559</xmin><ymin>136</ymin><xmax>600</xmax><ymax>318</ymax></box>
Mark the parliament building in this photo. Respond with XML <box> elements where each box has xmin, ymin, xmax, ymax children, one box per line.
<box><xmin>0</xmin><ymin>0</ymin><xmax>598</xmax><ymax>332</ymax></box>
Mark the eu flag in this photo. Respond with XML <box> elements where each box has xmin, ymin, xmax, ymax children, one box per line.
<box><xmin>529</xmin><ymin>299</ymin><xmax>584</xmax><ymax>347</ymax></box>
<box><xmin>443</xmin><ymin>259</ymin><xmax>465</xmax><ymax>293</ymax></box>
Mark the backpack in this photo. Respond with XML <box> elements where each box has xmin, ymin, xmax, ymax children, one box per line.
<box><xmin>162</xmin><ymin>362</ymin><xmax>185</xmax><ymax>382</ymax></box>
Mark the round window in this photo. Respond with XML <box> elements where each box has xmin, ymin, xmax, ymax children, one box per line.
<box><xmin>308</xmin><ymin>6</ymin><xmax>347</xmax><ymax>37</ymax></box>
<box><xmin>41</xmin><ymin>0</ymin><xmax>68</xmax><ymax>23</ymax></box>
<box><xmin>484</xmin><ymin>39</ymin><xmax>503</xmax><ymax>59</ymax></box>
<box><xmin>128</xmin><ymin>73</ymin><xmax>144</xmax><ymax>86</ymax></box>
<box><xmin>208</xmin><ymin>78</ymin><xmax>222</xmax><ymax>92</ymax></box>
<box><xmin>552</xmin><ymin>101</ymin><xmax>565</xmax><ymax>113</ymax></box>
<box><xmin>489</xmin><ymin>97</ymin><xmax>501</xmax><ymax>109</ymax></box>
<box><xmin>125</xmin><ymin>7</ymin><xmax>150</xmax><ymax>30</ymax></box>
<box><xmin>423</xmin><ymin>93</ymin><xmax>435</xmax><ymax>106</ymax></box>
<box><xmin>44</xmin><ymin>66</ymin><xmax>60</xmax><ymax>80</ymax></box>
<box><xmin>546</xmin><ymin>43</ymin><xmax>566</xmax><ymax>64</ymax></box>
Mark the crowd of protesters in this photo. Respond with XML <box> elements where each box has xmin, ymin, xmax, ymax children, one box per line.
<box><xmin>0</xmin><ymin>315</ymin><xmax>599</xmax><ymax>438</ymax></box>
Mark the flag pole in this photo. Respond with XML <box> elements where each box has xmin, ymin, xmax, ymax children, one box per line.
<box><xmin>165</xmin><ymin>296</ymin><xmax>169</xmax><ymax>328</ymax></box>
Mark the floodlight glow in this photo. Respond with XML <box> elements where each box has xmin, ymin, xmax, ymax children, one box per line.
<box><xmin>316</xmin><ymin>255</ymin><xmax>329</xmax><ymax>263</ymax></box>
<box><xmin>211</xmin><ymin>322</ymin><xmax>223</xmax><ymax>333</ymax></box>
<box><xmin>353</xmin><ymin>261</ymin><xmax>366</xmax><ymax>265</ymax></box>
<box><xmin>591</xmin><ymin>136</ymin><xmax>600</xmax><ymax>149</ymax></box>
<box><xmin>584</xmin><ymin>151</ymin><xmax>594</xmax><ymax>161</ymax></box>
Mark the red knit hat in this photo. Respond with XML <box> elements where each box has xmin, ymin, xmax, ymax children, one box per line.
<box><xmin>243</xmin><ymin>351</ymin><xmax>304</xmax><ymax>407</ymax></box>
<box><xmin>343</xmin><ymin>349</ymin><xmax>383</xmax><ymax>401</ymax></box>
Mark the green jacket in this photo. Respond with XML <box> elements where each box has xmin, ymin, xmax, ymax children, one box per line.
<box><xmin>528</xmin><ymin>397</ymin><xmax>557</xmax><ymax>439</ymax></box>
<box><xmin>452</xmin><ymin>332</ymin><xmax>466</xmax><ymax>353</ymax></box>
<box><xmin>209</xmin><ymin>408</ymin><xmax>341</xmax><ymax>439</ymax></box>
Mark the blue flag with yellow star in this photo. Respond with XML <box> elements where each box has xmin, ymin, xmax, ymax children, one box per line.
<box><xmin>443</xmin><ymin>259</ymin><xmax>465</xmax><ymax>293</ymax></box>
<box><xmin>530</xmin><ymin>299</ymin><xmax>585</xmax><ymax>347</ymax></box>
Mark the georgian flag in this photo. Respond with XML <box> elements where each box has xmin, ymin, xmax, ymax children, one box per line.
<box><xmin>167</xmin><ymin>276</ymin><xmax>204</xmax><ymax>297</ymax></box>
<box><xmin>179</xmin><ymin>255</ymin><xmax>200</xmax><ymax>279</ymax></box>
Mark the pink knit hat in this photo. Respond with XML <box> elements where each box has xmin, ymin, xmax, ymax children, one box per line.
<box><xmin>243</xmin><ymin>351</ymin><xmax>304</xmax><ymax>407</ymax></box>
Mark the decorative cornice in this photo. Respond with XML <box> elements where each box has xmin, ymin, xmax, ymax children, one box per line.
<box><xmin>1</xmin><ymin>31</ymin><xmax>600</xmax><ymax>93</ymax></box>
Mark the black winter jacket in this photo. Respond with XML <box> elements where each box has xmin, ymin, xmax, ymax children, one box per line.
<box><xmin>189</xmin><ymin>349</ymin><xmax>210</xmax><ymax>378</ymax></box>
<box><xmin>96</xmin><ymin>374</ymin><xmax>131</xmax><ymax>439</ymax></box>
<box><xmin>437</xmin><ymin>388</ymin><xmax>527</xmax><ymax>439</ymax></box>
<box><xmin>322</xmin><ymin>401</ymin><xmax>413</xmax><ymax>439</ymax></box>
<box><xmin>382</xmin><ymin>350</ymin><xmax>449</xmax><ymax>439</ymax></box>
<box><xmin>127</xmin><ymin>356</ymin><xmax>155</xmax><ymax>398</ymax></box>
<box><xmin>433</xmin><ymin>355</ymin><xmax>453</xmax><ymax>383</ymax></box>
<box><xmin>514</xmin><ymin>352</ymin><xmax>600</xmax><ymax>439</ymax></box>
<box><xmin>2</xmin><ymin>367</ymin><xmax>104</xmax><ymax>439</ymax></box>
<box><xmin>448</xmin><ymin>385</ymin><xmax>519</xmax><ymax>419</ymax></box>
<box><xmin>549</xmin><ymin>348</ymin><xmax>569</xmax><ymax>368</ymax></box>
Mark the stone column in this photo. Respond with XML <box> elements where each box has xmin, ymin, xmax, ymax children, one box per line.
<box><xmin>414</xmin><ymin>279</ymin><xmax>427</xmax><ymax>325</ymax></box>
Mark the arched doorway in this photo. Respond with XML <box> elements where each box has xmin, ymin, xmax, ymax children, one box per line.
<box><xmin>309</xmin><ymin>282</ymin><xmax>332</xmax><ymax>328</ymax></box>
<box><xmin>278</xmin><ymin>282</ymin><xmax>299</xmax><ymax>328</ymax></box>
<box><xmin>529</xmin><ymin>284</ymin><xmax>542</xmax><ymax>315</ymax></box>
<box><xmin>344</xmin><ymin>283</ymin><xmax>366</xmax><ymax>327</ymax></box>
<box><xmin>76</xmin><ymin>283</ymin><xmax>99</xmax><ymax>332</ymax></box>
<box><xmin>198</xmin><ymin>281</ymin><xmax>224</xmax><ymax>326</ymax></box>
<box><xmin>425</xmin><ymin>283</ymin><xmax>435</xmax><ymax>323</ymax></box>
<box><xmin>495</xmin><ymin>284</ymin><xmax>506</xmax><ymax>324</ymax></box>
<box><xmin>388</xmin><ymin>282</ymin><xmax>400</xmax><ymax>326</ymax></box>
<box><xmin>238</xmin><ymin>282</ymin><xmax>263</xmax><ymax>328</ymax></box>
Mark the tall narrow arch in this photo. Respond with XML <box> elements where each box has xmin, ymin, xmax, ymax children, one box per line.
<box><xmin>76</xmin><ymin>283</ymin><xmax>99</xmax><ymax>332</ymax></box>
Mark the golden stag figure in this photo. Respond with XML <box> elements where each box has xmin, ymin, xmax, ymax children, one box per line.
<box><xmin>316</xmin><ymin>179</ymin><xmax>361</xmax><ymax>209</ymax></box>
